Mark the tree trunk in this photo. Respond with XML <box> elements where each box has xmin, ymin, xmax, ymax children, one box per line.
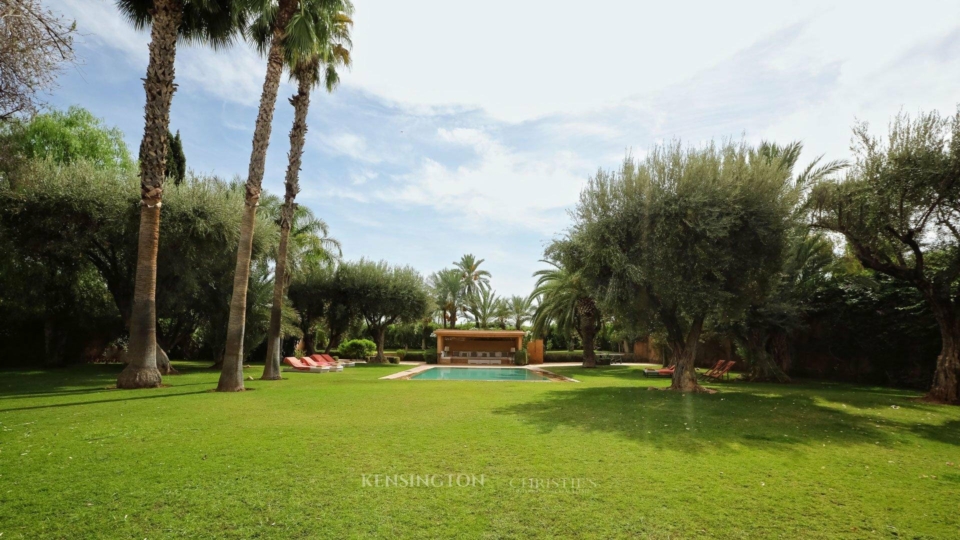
<box><xmin>219</xmin><ymin>203</ymin><xmax>257</xmax><ymax>391</ymax></box>
<box><xmin>261</xmin><ymin>223</ymin><xmax>288</xmax><ymax>380</ymax></box>
<box><xmin>926</xmin><ymin>299</ymin><xmax>960</xmax><ymax>404</ymax></box>
<box><xmin>324</xmin><ymin>328</ymin><xmax>341</xmax><ymax>355</ymax></box>
<box><xmin>668</xmin><ymin>315</ymin><xmax>706</xmax><ymax>392</ymax></box>
<box><xmin>741</xmin><ymin>329</ymin><xmax>789</xmax><ymax>383</ymax></box>
<box><xmin>373</xmin><ymin>328</ymin><xmax>386</xmax><ymax>363</ymax></box>
<box><xmin>771</xmin><ymin>330</ymin><xmax>791</xmax><ymax>375</ymax></box>
<box><xmin>580</xmin><ymin>318</ymin><xmax>597</xmax><ymax>368</ymax></box>
<box><xmin>219</xmin><ymin>6</ymin><xmax>294</xmax><ymax>392</ymax></box>
<box><xmin>43</xmin><ymin>316</ymin><xmax>65</xmax><ymax>368</ymax></box>
<box><xmin>156</xmin><ymin>345</ymin><xmax>176</xmax><ymax>375</ymax></box>
<box><xmin>120</xmin><ymin>205</ymin><xmax>164</xmax><ymax>389</ymax></box>
<box><xmin>262</xmin><ymin>69</ymin><xmax>312</xmax><ymax>381</ymax></box>
<box><xmin>303</xmin><ymin>329</ymin><xmax>316</xmax><ymax>356</ymax></box>
<box><xmin>118</xmin><ymin>0</ymin><xmax>180</xmax><ymax>389</ymax></box>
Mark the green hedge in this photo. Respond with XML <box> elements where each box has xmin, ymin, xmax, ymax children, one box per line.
<box><xmin>542</xmin><ymin>351</ymin><xmax>636</xmax><ymax>364</ymax></box>
<box><xmin>383</xmin><ymin>350</ymin><xmax>434</xmax><ymax>363</ymax></box>
<box><xmin>543</xmin><ymin>351</ymin><xmax>584</xmax><ymax>363</ymax></box>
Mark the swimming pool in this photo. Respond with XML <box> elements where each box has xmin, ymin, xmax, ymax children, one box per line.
<box><xmin>410</xmin><ymin>367</ymin><xmax>551</xmax><ymax>381</ymax></box>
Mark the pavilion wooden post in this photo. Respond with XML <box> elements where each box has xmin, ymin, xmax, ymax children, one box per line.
<box><xmin>526</xmin><ymin>339</ymin><xmax>544</xmax><ymax>364</ymax></box>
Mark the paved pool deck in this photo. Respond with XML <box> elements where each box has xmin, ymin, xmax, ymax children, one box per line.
<box><xmin>378</xmin><ymin>363</ymin><xmax>659</xmax><ymax>382</ymax></box>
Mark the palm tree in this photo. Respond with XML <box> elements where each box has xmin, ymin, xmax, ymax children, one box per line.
<box><xmin>530</xmin><ymin>261</ymin><xmax>600</xmax><ymax>368</ymax></box>
<box><xmin>219</xmin><ymin>0</ymin><xmax>352</xmax><ymax>391</ymax></box>
<box><xmin>428</xmin><ymin>268</ymin><xmax>462</xmax><ymax>328</ymax></box>
<box><xmin>261</xmin><ymin>24</ymin><xmax>350</xmax><ymax>380</ymax></box>
<box><xmin>453</xmin><ymin>254</ymin><xmax>490</xmax><ymax>322</ymax></box>
<box><xmin>493</xmin><ymin>297</ymin><xmax>511</xmax><ymax>329</ymax></box>
<box><xmin>466</xmin><ymin>288</ymin><xmax>499</xmax><ymax>329</ymax></box>
<box><xmin>116</xmin><ymin>0</ymin><xmax>246</xmax><ymax>389</ymax></box>
<box><xmin>508</xmin><ymin>295</ymin><xmax>533</xmax><ymax>330</ymax></box>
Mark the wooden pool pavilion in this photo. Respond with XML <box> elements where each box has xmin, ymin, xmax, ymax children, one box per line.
<box><xmin>433</xmin><ymin>329</ymin><xmax>526</xmax><ymax>365</ymax></box>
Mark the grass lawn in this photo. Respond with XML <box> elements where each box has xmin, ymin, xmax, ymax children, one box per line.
<box><xmin>1</xmin><ymin>363</ymin><xmax>959</xmax><ymax>539</ymax></box>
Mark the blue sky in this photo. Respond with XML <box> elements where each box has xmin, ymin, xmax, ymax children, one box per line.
<box><xmin>48</xmin><ymin>0</ymin><xmax>960</xmax><ymax>296</ymax></box>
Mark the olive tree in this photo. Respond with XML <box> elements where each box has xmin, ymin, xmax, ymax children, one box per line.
<box><xmin>0</xmin><ymin>158</ymin><xmax>276</xmax><ymax>370</ymax></box>
<box><xmin>336</xmin><ymin>260</ymin><xmax>429</xmax><ymax>362</ymax></box>
<box><xmin>0</xmin><ymin>0</ymin><xmax>75</xmax><ymax>120</ymax></box>
<box><xmin>572</xmin><ymin>143</ymin><xmax>797</xmax><ymax>392</ymax></box>
<box><xmin>809</xmin><ymin>109</ymin><xmax>960</xmax><ymax>403</ymax></box>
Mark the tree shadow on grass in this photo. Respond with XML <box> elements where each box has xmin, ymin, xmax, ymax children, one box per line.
<box><xmin>0</xmin><ymin>389</ymin><xmax>211</xmax><ymax>413</ymax></box>
<box><xmin>0</xmin><ymin>364</ymin><xmax>127</xmax><ymax>397</ymax></box>
<box><xmin>494</xmin><ymin>384</ymin><xmax>960</xmax><ymax>453</ymax></box>
<box><xmin>0</xmin><ymin>381</ymin><xmax>213</xmax><ymax>401</ymax></box>
<box><xmin>0</xmin><ymin>361</ymin><xmax>220</xmax><ymax>398</ymax></box>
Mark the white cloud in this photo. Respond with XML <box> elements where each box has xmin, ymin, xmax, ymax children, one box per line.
<box><xmin>384</xmin><ymin>127</ymin><xmax>588</xmax><ymax>234</ymax></box>
<box><xmin>315</xmin><ymin>132</ymin><xmax>381</xmax><ymax>163</ymax></box>
<box><xmin>59</xmin><ymin>0</ymin><xmax>271</xmax><ymax>107</ymax></box>
<box><xmin>322</xmin><ymin>186</ymin><xmax>369</xmax><ymax>203</ymax></box>
<box><xmin>345</xmin><ymin>0</ymin><xmax>960</xmax><ymax>122</ymax></box>
<box><xmin>350</xmin><ymin>170</ymin><xmax>379</xmax><ymax>185</ymax></box>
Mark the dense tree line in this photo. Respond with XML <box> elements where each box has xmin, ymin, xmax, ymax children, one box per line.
<box><xmin>4</xmin><ymin>0</ymin><xmax>957</xmax><ymax>404</ymax></box>
<box><xmin>530</xmin><ymin>112</ymin><xmax>960</xmax><ymax>403</ymax></box>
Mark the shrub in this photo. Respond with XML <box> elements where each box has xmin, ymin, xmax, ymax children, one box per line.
<box><xmin>424</xmin><ymin>349</ymin><xmax>438</xmax><ymax>364</ymax></box>
<box><xmin>543</xmin><ymin>351</ymin><xmax>584</xmax><ymax>363</ymax></box>
<box><xmin>396</xmin><ymin>350</ymin><xmax>406</xmax><ymax>362</ymax></box>
<box><xmin>514</xmin><ymin>349</ymin><xmax>528</xmax><ymax>366</ymax></box>
<box><xmin>339</xmin><ymin>339</ymin><xmax>376</xmax><ymax>360</ymax></box>
<box><xmin>388</xmin><ymin>355</ymin><xmax>400</xmax><ymax>364</ymax></box>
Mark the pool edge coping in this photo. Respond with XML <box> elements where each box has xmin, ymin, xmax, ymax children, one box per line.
<box><xmin>381</xmin><ymin>365</ymin><xmax>579</xmax><ymax>382</ymax></box>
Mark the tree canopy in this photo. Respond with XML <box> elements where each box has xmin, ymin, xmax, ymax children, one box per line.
<box><xmin>569</xmin><ymin>142</ymin><xmax>799</xmax><ymax>389</ymax></box>
<box><xmin>809</xmin><ymin>109</ymin><xmax>960</xmax><ymax>403</ymax></box>
<box><xmin>335</xmin><ymin>259</ymin><xmax>429</xmax><ymax>361</ymax></box>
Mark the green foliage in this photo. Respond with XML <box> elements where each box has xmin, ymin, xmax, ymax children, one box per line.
<box><xmin>543</xmin><ymin>350</ymin><xmax>584</xmax><ymax>363</ymax></box>
<box><xmin>465</xmin><ymin>287</ymin><xmax>500</xmax><ymax>329</ymax></box>
<box><xmin>115</xmin><ymin>0</ymin><xmax>249</xmax><ymax>50</ymax></box>
<box><xmin>165</xmin><ymin>129</ymin><xmax>186</xmax><ymax>186</ymax></box>
<box><xmin>571</xmin><ymin>142</ymin><xmax>799</xmax><ymax>371</ymax></box>
<box><xmin>428</xmin><ymin>268</ymin><xmax>462</xmax><ymax>328</ymax></box>
<box><xmin>0</xmin><ymin>106</ymin><xmax>134</xmax><ymax>171</ymax></box>
<box><xmin>454</xmin><ymin>254</ymin><xmax>491</xmax><ymax>309</ymax></box>
<box><xmin>513</xmin><ymin>348</ymin><xmax>528</xmax><ymax>366</ymax></box>
<box><xmin>335</xmin><ymin>259</ymin><xmax>430</xmax><ymax>359</ymax></box>
<box><xmin>261</xmin><ymin>201</ymin><xmax>341</xmax><ymax>278</ymax></box>
<box><xmin>0</xmin><ymin>156</ymin><xmax>278</xmax><ymax>364</ymax></box>
<box><xmin>507</xmin><ymin>295</ymin><xmax>533</xmax><ymax>330</ymax></box>
<box><xmin>422</xmin><ymin>348</ymin><xmax>437</xmax><ymax>364</ymax></box>
<box><xmin>530</xmin><ymin>257</ymin><xmax>596</xmax><ymax>340</ymax></box>
<box><xmin>808</xmin><ymin>109</ymin><xmax>960</xmax><ymax>400</ymax></box>
<box><xmin>338</xmin><ymin>338</ymin><xmax>375</xmax><ymax>359</ymax></box>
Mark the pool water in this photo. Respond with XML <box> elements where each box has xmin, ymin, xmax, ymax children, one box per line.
<box><xmin>410</xmin><ymin>367</ymin><xmax>550</xmax><ymax>381</ymax></box>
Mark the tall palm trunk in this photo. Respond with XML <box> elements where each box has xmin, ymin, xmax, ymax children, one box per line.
<box><xmin>577</xmin><ymin>298</ymin><xmax>598</xmax><ymax>368</ymax></box>
<box><xmin>219</xmin><ymin>3</ymin><xmax>296</xmax><ymax>392</ymax></box>
<box><xmin>118</xmin><ymin>0</ymin><xmax>181</xmax><ymax>389</ymax></box>
<box><xmin>262</xmin><ymin>69</ymin><xmax>312</xmax><ymax>380</ymax></box>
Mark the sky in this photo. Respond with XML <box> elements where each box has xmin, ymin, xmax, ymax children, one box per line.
<box><xmin>47</xmin><ymin>0</ymin><xmax>960</xmax><ymax>297</ymax></box>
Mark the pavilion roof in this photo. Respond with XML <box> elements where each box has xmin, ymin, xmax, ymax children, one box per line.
<box><xmin>432</xmin><ymin>329</ymin><xmax>526</xmax><ymax>338</ymax></box>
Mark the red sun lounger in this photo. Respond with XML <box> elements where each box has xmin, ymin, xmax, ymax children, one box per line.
<box><xmin>283</xmin><ymin>357</ymin><xmax>328</xmax><ymax>373</ymax></box>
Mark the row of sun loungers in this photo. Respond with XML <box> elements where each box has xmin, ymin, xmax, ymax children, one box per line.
<box><xmin>283</xmin><ymin>354</ymin><xmax>355</xmax><ymax>373</ymax></box>
<box><xmin>642</xmin><ymin>360</ymin><xmax>736</xmax><ymax>379</ymax></box>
